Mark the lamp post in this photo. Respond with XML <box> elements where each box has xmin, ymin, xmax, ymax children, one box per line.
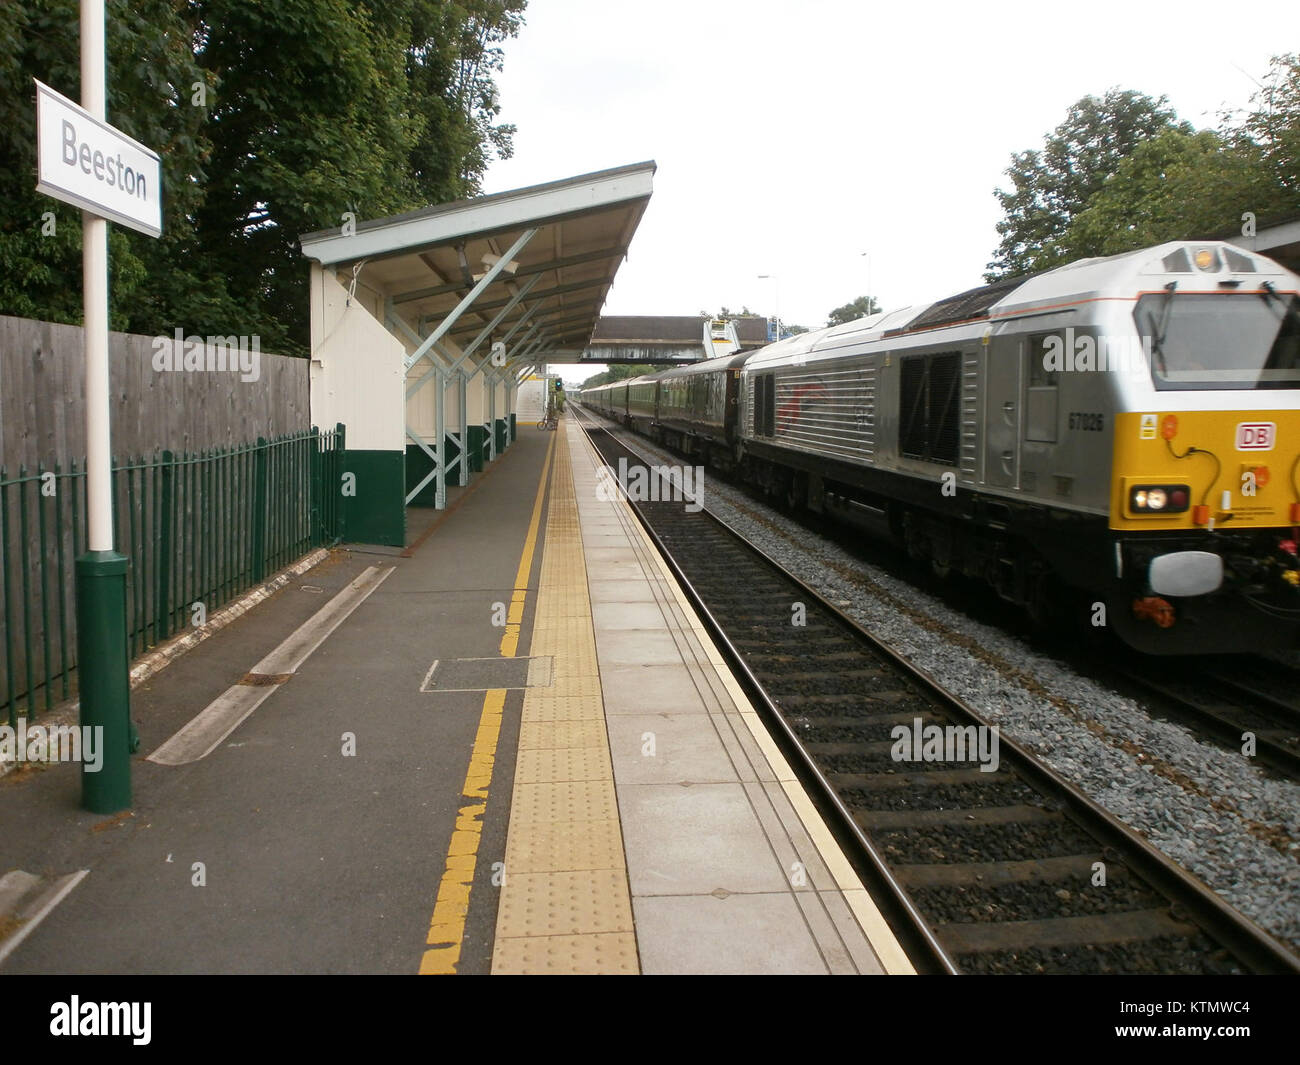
<box><xmin>758</xmin><ymin>274</ymin><xmax>779</xmax><ymax>341</ymax></box>
<box><xmin>861</xmin><ymin>251</ymin><xmax>873</xmax><ymax>315</ymax></box>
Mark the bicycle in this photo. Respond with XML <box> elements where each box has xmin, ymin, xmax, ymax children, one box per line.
<box><xmin>537</xmin><ymin>402</ymin><xmax>559</xmax><ymax>431</ymax></box>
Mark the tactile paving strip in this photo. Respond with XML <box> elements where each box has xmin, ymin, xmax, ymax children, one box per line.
<box><xmin>510</xmin><ymin>780</ymin><xmax>620</xmax><ymax>823</ymax></box>
<box><xmin>504</xmin><ymin>819</ymin><xmax>626</xmax><ymax>873</ymax></box>
<box><xmin>518</xmin><ymin>720</ymin><xmax>608</xmax><ymax>750</ymax></box>
<box><xmin>490</xmin><ymin>931</ymin><xmax>638</xmax><ymax>975</ymax></box>
<box><xmin>496</xmin><ymin>870</ymin><xmax>634</xmax><ymax>937</ymax></box>
<box><xmin>491</xmin><ymin>439</ymin><xmax>639</xmax><ymax>974</ymax></box>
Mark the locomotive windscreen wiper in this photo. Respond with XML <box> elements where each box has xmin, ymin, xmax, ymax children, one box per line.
<box><xmin>1259</xmin><ymin>280</ymin><xmax>1300</xmax><ymax>322</ymax></box>
<box><xmin>1148</xmin><ymin>280</ymin><xmax>1177</xmax><ymax>377</ymax></box>
<box><xmin>1257</xmin><ymin>281</ymin><xmax>1300</xmax><ymax>374</ymax></box>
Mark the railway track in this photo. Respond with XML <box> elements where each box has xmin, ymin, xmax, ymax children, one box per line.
<box><xmin>576</xmin><ymin>410</ymin><xmax>1300</xmax><ymax>975</ymax></box>
<box><xmin>1109</xmin><ymin>661</ymin><xmax>1300</xmax><ymax>779</ymax></box>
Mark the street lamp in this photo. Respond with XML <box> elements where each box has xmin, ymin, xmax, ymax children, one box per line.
<box><xmin>758</xmin><ymin>274</ymin><xmax>780</xmax><ymax>341</ymax></box>
<box><xmin>860</xmin><ymin>252</ymin><xmax>873</xmax><ymax>316</ymax></box>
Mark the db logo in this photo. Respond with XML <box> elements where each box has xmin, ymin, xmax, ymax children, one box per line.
<box><xmin>1236</xmin><ymin>422</ymin><xmax>1276</xmax><ymax>450</ymax></box>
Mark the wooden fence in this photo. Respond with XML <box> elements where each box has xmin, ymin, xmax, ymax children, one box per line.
<box><xmin>0</xmin><ymin>313</ymin><xmax>324</xmax><ymax>721</ymax></box>
<box><xmin>0</xmin><ymin>314</ymin><xmax>309</xmax><ymax>468</ymax></box>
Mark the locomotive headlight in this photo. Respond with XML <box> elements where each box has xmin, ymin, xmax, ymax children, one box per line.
<box><xmin>1128</xmin><ymin>483</ymin><xmax>1192</xmax><ymax>515</ymax></box>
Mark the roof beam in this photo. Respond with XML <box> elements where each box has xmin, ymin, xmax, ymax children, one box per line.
<box><xmin>390</xmin><ymin>246</ymin><xmax>625</xmax><ymax>306</ymax></box>
<box><xmin>405</xmin><ymin>227</ymin><xmax>537</xmax><ymax>373</ymax></box>
<box><xmin>451</xmin><ymin>276</ymin><xmax>611</xmax><ymax>316</ymax></box>
<box><xmin>449</xmin><ymin>298</ymin><xmax>602</xmax><ymax>339</ymax></box>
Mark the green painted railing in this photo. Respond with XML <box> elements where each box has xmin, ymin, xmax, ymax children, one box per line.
<box><xmin>0</xmin><ymin>424</ymin><xmax>346</xmax><ymax>725</ymax></box>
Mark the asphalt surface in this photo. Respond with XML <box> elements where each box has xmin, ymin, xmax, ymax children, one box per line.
<box><xmin>0</xmin><ymin>431</ymin><xmax>552</xmax><ymax>974</ymax></box>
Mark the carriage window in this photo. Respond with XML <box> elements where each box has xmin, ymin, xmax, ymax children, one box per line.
<box><xmin>899</xmin><ymin>352</ymin><xmax>961</xmax><ymax>465</ymax></box>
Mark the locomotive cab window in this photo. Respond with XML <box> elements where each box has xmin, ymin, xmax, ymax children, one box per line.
<box><xmin>1025</xmin><ymin>332</ymin><xmax>1061</xmax><ymax>443</ymax></box>
<box><xmin>898</xmin><ymin>351</ymin><xmax>961</xmax><ymax>465</ymax></box>
<box><xmin>1136</xmin><ymin>291</ymin><xmax>1300</xmax><ymax>390</ymax></box>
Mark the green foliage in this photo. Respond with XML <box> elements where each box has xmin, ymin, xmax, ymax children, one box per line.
<box><xmin>0</xmin><ymin>0</ymin><xmax>527</xmax><ymax>353</ymax></box>
<box><xmin>578</xmin><ymin>362</ymin><xmax>674</xmax><ymax>388</ymax></box>
<box><xmin>987</xmin><ymin>59</ymin><xmax>1300</xmax><ymax>279</ymax></box>
<box><xmin>987</xmin><ymin>90</ymin><xmax>1189</xmax><ymax>280</ymax></box>
<box><xmin>827</xmin><ymin>296</ymin><xmax>880</xmax><ymax>326</ymax></box>
<box><xmin>0</xmin><ymin>0</ymin><xmax>207</xmax><ymax>331</ymax></box>
<box><xmin>1063</xmin><ymin>128</ymin><xmax>1292</xmax><ymax>257</ymax></box>
<box><xmin>1241</xmin><ymin>53</ymin><xmax>1300</xmax><ymax>207</ymax></box>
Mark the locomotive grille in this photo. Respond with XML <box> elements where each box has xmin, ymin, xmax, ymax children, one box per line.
<box><xmin>900</xmin><ymin>351</ymin><xmax>961</xmax><ymax>466</ymax></box>
<box><xmin>961</xmin><ymin>351</ymin><xmax>979</xmax><ymax>482</ymax></box>
<box><xmin>772</xmin><ymin>362</ymin><xmax>875</xmax><ymax>459</ymax></box>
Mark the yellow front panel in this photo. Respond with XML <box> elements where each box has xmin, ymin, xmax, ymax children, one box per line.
<box><xmin>1111</xmin><ymin>411</ymin><xmax>1300</xmax><ymax>530</ymax></box>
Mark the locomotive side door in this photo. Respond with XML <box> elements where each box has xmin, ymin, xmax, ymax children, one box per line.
<box><xmin>982</xmin><ymin>330</ymin><xmax>1022</xmax><ymax>489</ymax></box>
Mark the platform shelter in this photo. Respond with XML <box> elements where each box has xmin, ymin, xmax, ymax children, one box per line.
<box><xmin>299</xmin><ymin>162</ymin><xmax>655</xmax><ymax>545</ymax></box>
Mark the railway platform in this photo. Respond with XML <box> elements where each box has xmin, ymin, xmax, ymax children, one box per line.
<box><xmin>0</xmin><ymin>419</ymin><xmax>909</xmax><ymax>975</ymax></box>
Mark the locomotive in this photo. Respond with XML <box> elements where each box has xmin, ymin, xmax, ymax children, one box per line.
<box><xmin>581</xmin><ymin>241</ymin><xmax>1300</xmax><ymax>654</ymax></box>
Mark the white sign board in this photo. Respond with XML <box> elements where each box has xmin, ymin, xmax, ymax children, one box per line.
<box><xmin>35</xmin><ymin>79</ymin><xmax>161</xmax><ymax>238</ymax></box>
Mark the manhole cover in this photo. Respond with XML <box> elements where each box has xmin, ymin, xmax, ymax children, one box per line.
<box><xmin>420</xmin><ymin>656</ymin><xmax>554</xmax><ymax>692</ymax></box>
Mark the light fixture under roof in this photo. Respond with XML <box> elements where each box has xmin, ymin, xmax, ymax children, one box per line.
<box><xmin>481</xmin><ymin>252</ymin><xmax>519</xmax><ymax>275</ymax></box>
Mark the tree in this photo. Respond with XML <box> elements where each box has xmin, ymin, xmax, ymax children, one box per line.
<box><xmin>986</xmin><ymin>90</ymin><xmax>1190</xmax><ymax>280</ymax></box>
<box><xmin>827</xmin><ymin>296</ymin><xmax>880</xmax><ymax>326</ymax></box>
<box><xmin>1241</xmin><ymin>53</ymin><xmax>1300</xmax><ymax>207</ymax></box>
<box><xmin>1054</xmin><ymin>55</ymin><xmax>1299</xmax><ymax>261</ymax></box>
<box><xmin>404</xmin><ymin>0</ymin><xmax>526</xmax><ymax>201</ymax></box>
<box><xmin>578</xmin><ymin>362</ymin><xmax>673</xmax><ymax>388</ymax></box>
<box><xmin>0</xmin><ymin>0</ymin><xmax>528</xmax><ymax>353</ymax></box>
<box><xmin>0</xmin><ymin>0</ymin><xmax>213</xmax><ymax>331</ymax></box>
<box><xmin>1063</xmin><ymin>128</ymin><xmax>1292</xmax><ymax>257</ymax></box>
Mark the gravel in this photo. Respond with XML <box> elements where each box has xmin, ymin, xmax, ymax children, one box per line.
<box><xmin>590</xmin><ymin>415</ymin><xmax>1300</xmax><ymax>954</ymax></box>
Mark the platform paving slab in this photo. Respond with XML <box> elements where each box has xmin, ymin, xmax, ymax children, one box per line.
<box><xmin>566</xmin><ymin>419</ymin><xmax>900</xmax><ymax>974</ymax></box>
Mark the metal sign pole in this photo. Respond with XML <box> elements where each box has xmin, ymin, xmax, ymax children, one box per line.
<box><xmin>75</xmin><ymin>0</ymin><xmax>132</xmax><ymax>812</ymax></box>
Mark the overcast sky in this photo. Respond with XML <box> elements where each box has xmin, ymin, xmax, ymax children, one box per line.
<box><xmin>483</xmin><ymin>1</ymin><xmax>1284</xmax><ymax>377</ymax></box>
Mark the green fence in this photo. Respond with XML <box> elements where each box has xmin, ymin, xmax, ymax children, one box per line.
<box><xmin>0</xmin><ymin>424</ymin><xmax>346</xmax><ymax>725</ymax></box>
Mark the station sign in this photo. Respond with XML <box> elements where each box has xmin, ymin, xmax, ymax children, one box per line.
<box><xmin>35</xmin><ymin>79</ymin><xmax>161</xmax><ymax>238</ymax></box>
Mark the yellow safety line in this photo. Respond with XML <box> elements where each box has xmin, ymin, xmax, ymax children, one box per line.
<box><xmin>418</xmin><ymin>434</ymin><xmax>556</xmax><ymax>974</ymax></box>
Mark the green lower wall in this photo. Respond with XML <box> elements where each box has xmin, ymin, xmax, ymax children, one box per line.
<box><xmin>404</xmin><ymin>421</ymin><xmax>508</xmax><ymax>507</ymax></box>
<box><xmin>405</xmin><ymin>434</ymin><xmax>470</xmax><ymax>502</ymax></box>
<box><xmin>509</xmin><ymin>413</ymin><xmax>516</xmax><ymax>442</ymax></box>
<box><xmin>467</xmin><ymin>424</ymin><xmax>486</xmax><ymax>473</ymax></box>
<box><xmin>405</xmin><ymin>445</ymin><xmax>436</xmax><ymax>505</ymax></box>
<box><xmin>343</xmin><ymin>449</ymin><xmax>405</xmax><ymax>547</ymax></box>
